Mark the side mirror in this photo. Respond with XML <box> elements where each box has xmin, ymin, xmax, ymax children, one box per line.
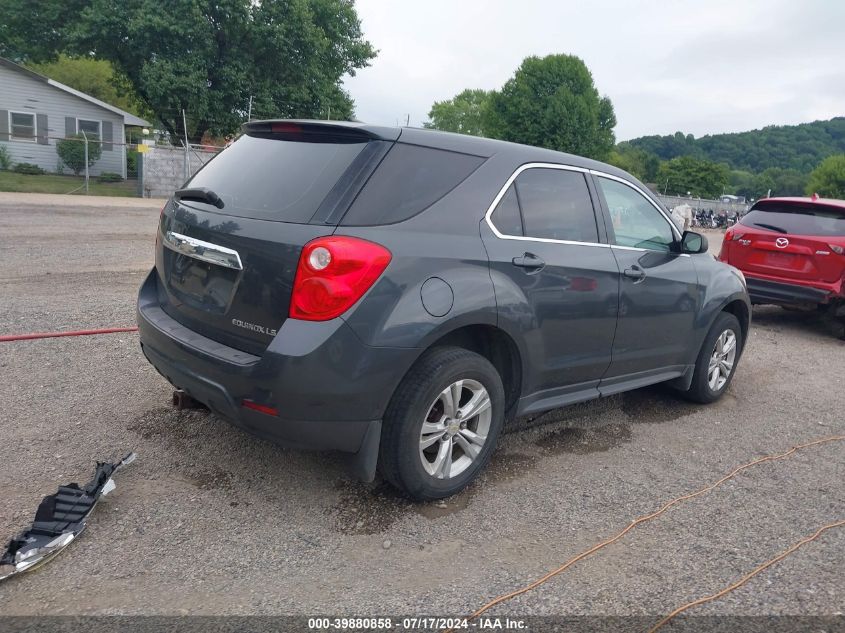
<box><xmin>681</xmin><ymin>230</ymin><xmax>708</xmax><ymax>254</ymax></box>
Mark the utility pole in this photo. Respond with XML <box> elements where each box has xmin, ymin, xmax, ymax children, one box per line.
<box><xmin>247</xmin><ymin>95</ymin><xmax>253</xmax><ymax>122</ymax></box>
<box><xmin>81</xmin><ymin>130</ymin><xmax>89</xmax><ymax>193</ymax></box>
<box><xmin>182</xmin><ymin>109</ymin><xmax>189</xmax><ymax>181</ymax></box>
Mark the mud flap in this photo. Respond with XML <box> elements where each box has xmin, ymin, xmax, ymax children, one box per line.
<box><xmin>345</xmin><ymin>420</ymin><xmax>381</xmax><ymax>483</ymax></box>
<box><xmin>0</xmin><ymin>452</ymin><xmax>136</xmax><ymax>582</ymax></box>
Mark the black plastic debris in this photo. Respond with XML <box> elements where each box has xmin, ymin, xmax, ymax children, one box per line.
<box><xmin>0</xmin><ymin>452</ymin><xmax>136</xmax><ymax>581</ymax></box>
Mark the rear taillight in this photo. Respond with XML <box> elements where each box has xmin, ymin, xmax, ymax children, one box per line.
<box><xmin>829</xmin><ymin>244</ymin><xmax>844</xmax><ymax>255</ymax></box>
<box><xmin>289</xmin><ymin>236</ymin><xmax>392</xmax><ymax>321</ymax></box>
<box><xmin>730</xmin><ymin>231</ymin><xmax>745</xmax><ymax>241</ymax></box>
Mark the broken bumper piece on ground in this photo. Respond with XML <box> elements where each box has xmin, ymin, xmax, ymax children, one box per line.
<box><xmin>0</xmin><ymin>452</ymin><xmax>136</xmax><ymax>581</ymax></box>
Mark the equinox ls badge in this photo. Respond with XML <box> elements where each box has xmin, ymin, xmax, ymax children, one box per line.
<box><xmin>232</xmin><ymin>318</ymin><xmax>278</xmax><ymax>336</ymax></box>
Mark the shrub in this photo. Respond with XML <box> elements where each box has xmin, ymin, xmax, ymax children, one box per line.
<box><xmin>13</xmin><ymin>162</ymin><xmax>46</xmax><ymax>175</ymax></box>
<box><xmin>56</xmin><ymin>133</ymin><xmax>102</xmax><ymax>175</ymax></box>
<box><xmin>126</xmin><ymin>150</ymin><xmax>139</xmax><ymax>176</ymax></box>
<box><xmin>0</xmin><ymin>144</ymin><xmax>11</xmax><ymax>170</ymax></box>
<box><xmin>97</xmin><ymin>171</ymin><xmax>124</xmax><ymax>183</ymax></box>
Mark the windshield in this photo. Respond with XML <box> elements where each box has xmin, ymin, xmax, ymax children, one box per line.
<box><xmin>739</xmin><ymin>204</ymin><xmax>845</xmax><ymax>237</ymax></box>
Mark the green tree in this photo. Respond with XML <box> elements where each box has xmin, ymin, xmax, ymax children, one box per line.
<box><xmin>728</xmin><ymin>170</ymin><xmax>756</xmax><ymax>199</ymax></box>
<box><xmin>484</xmin><ymin>54</ymin><xmax>616</xmax><ymax>160</ymax></box>
<box><xmin>0</xmin><ymin>0</ymin><xmax>88</xmax><ymax>61</ymax></box>
<box><xmin>27</xmin><ymin>55</ymin><xmax>150</xmax><ymax>118</ymax></box>
<box><xmin>56</xmin><ymin>133</ymin><xmax>103</xmax><ymax>175</ymax></box>
<box><xmin>806</xmin><ymin>155</ymin><xmax>845</xmax><ymax>198</ymax></box>
<box><xmin>759</xmin><ymin>167</ymin><xmax>808</xmax><ymax>197</ymax></box>
<box><xmin>424</xmin><ymin>89</ymin><xmax>492</xmax><ymax>137</ymax></box>
<box><xmin>657</xmin><ymin>156</ymin><xmax>729</xmax><ymax>198</ymax></box>
<box><xmin>608</xmin><ymin>144</ymin><xmax>660</xmax><ymax>182</ymax></box>
<box><xmin>2</xmin><ymin>0</ymin><xmax>375</xmax><ymax>142</ymax></box>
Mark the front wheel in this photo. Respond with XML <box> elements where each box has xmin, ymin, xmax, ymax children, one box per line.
<box><xmin>379</xmin><ymin>347</ymin><xmax>505</xmax><ymax>500</ymax></box>
<box><xmin>683</xmin><ymin>312</ymin><xmax>742</xmax><ymax>404</ymax></box>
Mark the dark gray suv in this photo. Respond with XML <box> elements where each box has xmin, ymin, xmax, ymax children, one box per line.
<box><xmin>137</xmin><ymin>120</ymin><xmax>750</xmax><ymax>500</ymax></box>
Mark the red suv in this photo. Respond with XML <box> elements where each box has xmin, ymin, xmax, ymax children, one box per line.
<box><xmin>720</xmin><ymin>196</ymin><xmax>845</xmax><ymax>317</ymax></box>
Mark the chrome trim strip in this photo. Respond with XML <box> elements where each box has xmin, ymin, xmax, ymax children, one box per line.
<box><xmin>163</xmin><ymin>231</ymin><xmax>243</xmax><ymax>270</ymax></box>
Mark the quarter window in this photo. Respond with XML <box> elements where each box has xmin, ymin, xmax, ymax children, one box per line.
<box><xmin>490</xmin><ymin>184</ymin><xmax>523</xmax><ymax>236</ymax></box>
<box><xmin>77</xmin><ymin>119</ymin><xmax>101</xmax><ymax>138</ymax></box>
<box><xmin>341</xmin><ymin>144</ymin><xmax>484</xmax><ymax>226</ymax></box>
<box><xmin>514</xmin><ymin>168</ymin><xmax>598</xmax><ymax>243</ymax></box>
<box><xmin>597</xmin><ymin>177</ymin><xmax>675</xmax><ymax>252</ymax></box>
<box><xmin>10</xmin><ymin>112</ymin><xmax>35</xmax><ymax>140</ymax></box>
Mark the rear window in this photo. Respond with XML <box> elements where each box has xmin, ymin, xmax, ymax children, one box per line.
<box><xmin>740</xmin><ymin>203</ymin><xmax>845</xmax><ymax>237</ymax></box>
<box><xmin>340</xmin><ymin>143</ymin><xmax>485</xmax><ymax>226</ymax></box>
<box><xmin>182</xmin><ymin>135</ymin><xmax>366</xmax><ymax>222</ymax></box>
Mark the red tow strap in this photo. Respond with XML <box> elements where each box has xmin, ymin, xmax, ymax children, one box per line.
<box><xmin>0</xmin><ymin>327</ymin><xmax>139</xmax><ymax>342</ymax></box>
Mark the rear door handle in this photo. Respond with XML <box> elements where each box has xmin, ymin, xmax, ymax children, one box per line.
<box><xmin>512</xmin><ymin>253</ymin><xmax>545</xmax><ymax>272</ymax></box>
<box><xmin>623</xmin><ymin>265</ymin><xmax>646</xmax><ymax>282</ymax></box>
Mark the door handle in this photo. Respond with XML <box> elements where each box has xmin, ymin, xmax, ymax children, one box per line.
<box><xmin>512</xmin><ymin>253</ymin><xmax>545</xmax><ymax>272</ymax></box>
<box><xmin>623</xmin><ymin>265</ymin><xmax>646</xmax><ymax>282</ymax></box>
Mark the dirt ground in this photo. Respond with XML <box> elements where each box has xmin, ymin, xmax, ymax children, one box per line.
<box><xmin>0</xmin><ymin>195</ymin><xmax>842</xmax><ymax>622</ymax></box>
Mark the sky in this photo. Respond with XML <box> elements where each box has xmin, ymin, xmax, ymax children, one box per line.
<box><xmin>342</xmin><ymin>0</ymin><xmax>845</xmax><ymax>141</ymax></box>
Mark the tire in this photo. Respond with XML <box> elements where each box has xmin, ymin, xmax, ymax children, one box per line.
<box><xmin>379</xmin><ymin>346</ymin><xmax>505</xmax><ymax>500</ymax></box>
<box><xmin>683</xmin><ymin>312</ymin><xmax>743</xmax><ymax>404</ymax></box>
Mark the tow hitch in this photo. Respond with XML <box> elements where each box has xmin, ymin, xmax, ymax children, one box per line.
<box><xmin>0</xmin><ymin>453</ymin><xmax>136</xmax><ymax>582</ymax></box>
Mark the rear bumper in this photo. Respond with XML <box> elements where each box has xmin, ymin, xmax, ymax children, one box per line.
<box><xmin>136</xmin><ymin>269</ymin><xmax>417</xmax><ymax>456</ymax></box>
<box><xmin>745</xmin><ymin>275</ymin><xmax>835</xmax><ymax>306</ymax></box>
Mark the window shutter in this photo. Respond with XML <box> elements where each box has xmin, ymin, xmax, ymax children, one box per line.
<box><xmin>102</xmin><ymin>120</ymin><xmax>113</xmax><ymax>151</ymax></box>
<box><xmin>0</xmin><ymin>110</ymin><xmax>9</xmax><ymax>142</ymax></box>
<box><xmin>36</xmin><ymin>114</ymin><xmax>48</xmax><ymax>144</ymax></box>
<box><xmin>65</xmin><ymin>117</ymin><xmax>76</xmax><ymax>137</ymax></box>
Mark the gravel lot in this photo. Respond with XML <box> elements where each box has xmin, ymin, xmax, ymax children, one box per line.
<box><xmin>0</xmin><ymin>195</ymin><xmax>843</xmax><ymax>621</ymax></box>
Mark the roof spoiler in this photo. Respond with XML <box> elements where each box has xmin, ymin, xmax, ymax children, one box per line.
<box><xmin>242</xmin><ymin>120</ymin><xmax>400</xmax><ymax>143</ymax></box>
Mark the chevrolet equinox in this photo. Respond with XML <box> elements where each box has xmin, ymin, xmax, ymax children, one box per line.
<box><xmin>137</xmin><ymin>120</ymin><xmax>751</xmax><ymax>500</ymax></box>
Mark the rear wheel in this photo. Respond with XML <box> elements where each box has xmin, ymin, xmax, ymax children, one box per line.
<box><xmin>683</xmin><ymin>312</ymin><xmax>742</xmax><ymax>403</ymax></box>
<box><xmin>379</xmin><ymin>347</ymin><xmax>505</xmax><ymax>500</ymax></box>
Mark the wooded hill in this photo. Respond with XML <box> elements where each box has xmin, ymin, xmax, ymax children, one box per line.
<box><xmin>624</xmin><ymin>117</ymin><xmax>845</xmax><ymax>173</ymax></box>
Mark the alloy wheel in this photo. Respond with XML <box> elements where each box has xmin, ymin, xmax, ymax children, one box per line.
<box><xmin>419</xmin><ymin>379</ymin><xmax>492</xmax><ymax>479</ymax></box>
<box><xmin>708</xmin><ymin>329</ymin><xmax>737</xmax><ymax>391</ymax></box>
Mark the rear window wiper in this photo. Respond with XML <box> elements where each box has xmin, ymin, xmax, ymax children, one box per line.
<box><xmin>752</xmin><ymin>222</ymin><xmax>787</xmax><ymax>233</ymax></box>
<box><xmin>174</xmin><ymin>186</ymin><xmax>225</xmax><ymax>209</ymax></box>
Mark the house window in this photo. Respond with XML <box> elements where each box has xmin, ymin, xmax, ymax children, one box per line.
<box><xmin>77</xmin><ymin>119</ymin><xmax>101</xmax><ymax>138</ymax></box>
<box><xmin>10</xmin><ymin>112</ymin><xmax>36</xmax><ymax>141</ymax></box>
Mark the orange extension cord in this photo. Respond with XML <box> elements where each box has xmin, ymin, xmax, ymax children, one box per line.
<box><xmin>648</xmin><ymin>518</ymin><xmax>845</xmax><ymax>632</ymax></box>
<box><xmin>451</xmin><ymin>434</ymin><xmax>845</xmax><ymax>629</ymax></box>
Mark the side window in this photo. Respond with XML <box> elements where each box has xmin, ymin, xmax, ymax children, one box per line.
<box><xmin>490</xmin><ymin>184</ymin><xmax>523</xmax><ymax>236</ymax></box>
<box><xmin>597</xmin><ymin>177</ymin><xmax>675</xmax><ymax>252</ymax></box>
<box><xmin>10</xmin><ymin>112</ymin><xmax>35</xmax><ymax>140</ymax></box>
<box><xmin>77</xmin><ymin>119</ymin><xmax>101</xmax><ymax>138</ymax></box>
<box><xmin>514</xmin><ymin>168</ymin><xmax>598</xmax><ymax>243</ymax></box>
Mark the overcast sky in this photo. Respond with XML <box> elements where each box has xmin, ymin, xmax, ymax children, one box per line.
<box><xmin>342</xmin><ymin>0</ymin><xmax>845</xmax><ymax>141</ymax></box>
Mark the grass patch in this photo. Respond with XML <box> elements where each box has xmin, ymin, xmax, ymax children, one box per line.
<box><xmin>0</xmin><ymin>171</ymin><xmax>138</xmax><ymax>197</ymax></box>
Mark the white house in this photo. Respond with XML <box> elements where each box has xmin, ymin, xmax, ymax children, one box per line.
<box><xmin>0</xmin><ymin>57</ymin><xmax>150</xmax><ymax>178</ymax></box>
